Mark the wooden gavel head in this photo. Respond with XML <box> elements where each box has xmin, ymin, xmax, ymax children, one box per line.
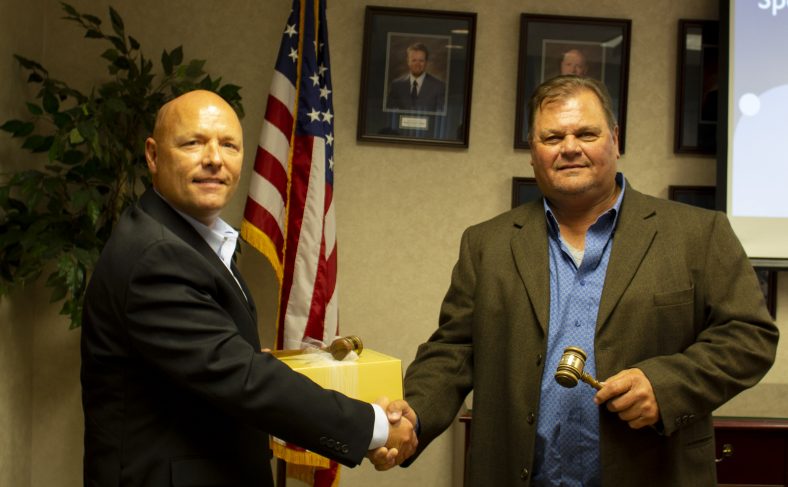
<box><xmin>554</xmin><ymin>346</ymin><xmax>602</xmax><ymax>390</ymax></box>
<box><xmin>326</xmin><ymin>335</ymin><xmax>363</xmax><ymax>360</ymax></box>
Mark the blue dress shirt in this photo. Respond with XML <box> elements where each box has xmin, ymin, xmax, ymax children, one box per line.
<box><xmin>532</xmin><ymin>173</ymin><xmax>626</xmax><ymax>487</ymax></box>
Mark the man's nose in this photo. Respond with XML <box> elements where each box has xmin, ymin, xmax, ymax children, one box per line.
<box><xmin>203</xmin><ymin>141</ymin><xmax>223</xmax><ymax>167</ymax></box>
<box><xmin>560</xmin><ymin>136</ymin><xmax>581</xmax><ymax>156</ymax></box>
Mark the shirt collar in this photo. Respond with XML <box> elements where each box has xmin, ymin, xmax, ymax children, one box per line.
<box><xmin>153</xmin><ymin>189</ymin><xmax>239</xmax><ymax>270</ymax></box>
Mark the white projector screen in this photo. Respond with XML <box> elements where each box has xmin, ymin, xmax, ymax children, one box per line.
<box><xmin>720</xmin><ymin>0</ymin><xmax>788</xmax><ymax>264</ymax></box>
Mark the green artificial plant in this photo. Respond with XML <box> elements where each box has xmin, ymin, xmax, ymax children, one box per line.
<box><xmin>0</xmin><ymin>2</ymin><xmax>244</xmax><ymax>328</ymax></box>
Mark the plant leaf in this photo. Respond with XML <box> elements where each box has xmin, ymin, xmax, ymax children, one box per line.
<box><xmin>27</xmin><ymin>73</ymin><xmax>44</xmax><ymax>83</ymax></box>
<box><xmin>184</xmin><ymin>59</ymin><xmax>206</xmax><ymax>78</ymax></box>
<box><xmin>0</xmin><ymin>120</ymin><xmax>35</xmax><ymax>137</ymax></box>
<box><xmin>100</xmin><ymin>48</ymin><xmax>119</xmax><ymax>62</ymax></box>
<box><xmin>43</xmin><ymin>91</ymin><xmax>60</xmax><ymax>113</ymax></box>
<box><xmin>161</xmin><ymin>49</ymin><xmax>173</xmax><ymax>75</ymax></box>
<box><xmin>219</xmin><ymin>84</ymin><xmax>241</xmax><ymax>101</ymax></box>
<box><xmin>22</xmin><ymin>135</ymin><xmax>53</xmax><ymax>153</ymax></box>
<box><xmin>61</xmin><ymin>3</ymin><xmax>79</xmax><ymax>17</ymax></box>
<box><xmin>108</xmin><ymin>35</ymin><xmax>126</xmax><ymax>53</ymax></box>
<box><xmin>53</xmin><ymin>112</ymin><xmax>71</xmax><ymax>129</ymax></box>
<box><xmin>108</xmin><ymin>6</ymin><xmax>124</xmax><ymax>37</ymax></box>
<box><xmin>82</xmin><ymin>14</ymin><xmax>102</xmax><ymax>26</ymax></box>
<box><xmin>170</xmin><ymin>46</ymin><xmax>183</xmax><ymax>66</ymax></box>
<box><xmin>26</xmin><ymin>102</ymin><xmax>43</xmax><ymax>115</ymax></box>
<box><xmin>62</xmin><ymin>149</ymin><xmax>84</xmax><ymax>165</ymax></box>
<box><xmin>13</xmin><ymin>55</ymin><xmax>47</xmax><ymax>73</ymax></box>
<box><xmin>68</xmin><ymin>127</ymin><xmax>84</xmax><ymax>145</ymax></box>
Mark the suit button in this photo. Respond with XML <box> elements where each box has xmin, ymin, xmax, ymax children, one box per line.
<box><xmin>327</xmin><ymin>439</ymin><xmax>335</xmax><ymax>448</ymax></box>
<box><xmin>520</xmin><ymin>467</ymin><xmax>529</xmax><ymax>480</ymax></box>
<box><xmin>341</xmin><ymin>445</ymin><xmax>349</xmax><ymax>454</ymax></box>
<box><xmin>527</xmin><ymin>412</ymin><xmax>535</xmax><ymax>425</ymax></box>
<box><xmin>536</xmin><ymin>354</ymin><xmax>543</xmax><ymax>367</ymax></box>
<box><xmin>319</xmin><ymin>436</ymin><xmax>327</xmax><ymax>445</ymax></box>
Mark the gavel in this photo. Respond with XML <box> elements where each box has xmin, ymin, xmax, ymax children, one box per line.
<box><xmin>325</xmin><ymin>335</ymin><xmax>363</xmax><ymax>360</ymax></box>
<box><xmin>554</xmin><ymin>346</ymin><xmax>603</xmax><ymax>390</ymax></box>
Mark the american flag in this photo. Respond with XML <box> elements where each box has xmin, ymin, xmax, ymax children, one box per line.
<box><xmin>241</xmin><ymin>0</ymin><xmax>340</xmax><ymax>484</ymax></box>
<box><xmin>242</xmin><ymin>0</ymin><xmax>338</xmax><ymax>351</ymax></box>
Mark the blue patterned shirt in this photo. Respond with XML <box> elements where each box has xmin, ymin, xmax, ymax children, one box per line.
<box><xmin>532</xmin><ymin>173</ymin><xmax>626</xmax><ymax>487</ymax></box>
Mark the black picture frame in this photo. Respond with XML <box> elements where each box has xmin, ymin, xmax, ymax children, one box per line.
<box><xmin>667</xmin><ymin>185</ymin><xmax>717</xmax><ymax>210</ymax></box>
<box><xmin>674</xmin><ymin>19</ymin><xmax>719</xmax><ymax>155</ymax></box>
<box><xmin>514</xmin><ymin>14</ymin><xmax>631</xmax><ymax>152</ymax></box>
<box><xmin>754</xmin><ymin>268</ymin><xmax>778</xmax><ymax>319</ymax></box>
<box><xmin>357</xmin><ymin>6</ymin><xmax>476</xmax><ymax>147</ymax></box>
<box><xmin>512</xmin><ymin>177</ymin><xmax>542</xmax><ymax>208</ymax></box>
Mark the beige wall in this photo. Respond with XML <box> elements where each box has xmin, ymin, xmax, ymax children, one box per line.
<box><xmin>1</xmin><ymin>0</ymin><xmax>785</xmax><ymax>486</ymax></box>
<box><xmin>0</xmin><ymin>0</ymin><xmax>43</xmax><ymax>485</ymax></box>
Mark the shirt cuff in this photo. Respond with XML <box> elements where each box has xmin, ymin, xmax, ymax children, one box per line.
<box><xmin>368</xmin><ymin>403</ymin><xmax>389</xmax><ymax>450</ymax></box>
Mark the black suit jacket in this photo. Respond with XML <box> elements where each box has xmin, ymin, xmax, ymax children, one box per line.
<box><xmin>81</xmin><ymin>189</ymin><xmax>373</xmax><ymax>487</ymax></box>
<box><xmin>386</xmin><ymin>73</ymin><xmax>446</xmax><ymax>112</ymax></box>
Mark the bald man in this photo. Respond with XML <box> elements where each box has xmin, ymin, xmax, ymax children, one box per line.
<box><xmin>81</xmin><ymin>90</ymin><xmax>415</xmax><ymax>487</ymax></box>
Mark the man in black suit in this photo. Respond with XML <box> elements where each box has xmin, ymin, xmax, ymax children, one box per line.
<box><xmin>81</xmin><ymin>90</ymin><xmax>416</xmax><ymax>486</ymax></box>
<box><xmin>386</xmin><ymin>42</ymin><xmax>446</xmax><ymax>113</ymax></box>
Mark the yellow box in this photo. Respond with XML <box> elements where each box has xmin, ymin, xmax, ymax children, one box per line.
<box><xmin>274</xmin><ymin>349</ymin><xmax>403</xmax><ymax>402</ymax></box>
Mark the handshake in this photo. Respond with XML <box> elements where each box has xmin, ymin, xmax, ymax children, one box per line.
<box><xmin>367</xmin><ymin>398</ymin><xmax>419</xmax><ymax>471</ymax></box>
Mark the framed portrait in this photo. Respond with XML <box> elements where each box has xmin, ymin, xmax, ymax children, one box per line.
<box><xmin>512</xmin><ymin>177</ymin><xmax>542</xmax><ymax>208</ymax></box>
<box><xmin>514</xmin><ymin>14</ymin><xmax>631</xmax><ymax>152</ymax></box>
<box><xmin>754</xmin><ymin>267</ymin><xmax>778</xmax><ymax>319</ymax></box>
<box><xmin>674</xmin><ymin>20</ymin><xmax>719</xmax><ymax>154</ymax></box>
<box><xmin>357</xmin><ymin>6</ymin><xmax>477</xmax><ymax>147</ymax></box>
<box><xmin>667</xmin><ymin>185</ymin><xmax>717</xmax><ymax>210</ymax></box>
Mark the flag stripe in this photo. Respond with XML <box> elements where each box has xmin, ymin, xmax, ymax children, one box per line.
<box><xmin>269</xmin><ymin>70</ymin><xmax>298</xmax><ymax>114</ymax></box>
<box><xmin>251</xmin><ymin>145</ymin><xmax>288</xmax><ymax>205</ymax></box>
<box><xmin>243</xmin><ymin>182</ymin><xmax>285</xmax><ymax>247</ymax></box>
<box><xmin>260</xmin><ymin>98</ymin><xmax>294</xmax><ymax>164</ymax></box>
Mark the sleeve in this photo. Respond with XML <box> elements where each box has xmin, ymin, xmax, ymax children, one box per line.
<box><xmin>636</xmin><ymin>212</ymin><xmax>779</xmax><ymax>436</ymax></box>
<box><xmin>122</xmin><ymin>239</ymin><xmax>374</xmax><ymax>466</ymax></box>
<box><xmin>403</xmin><ymin>227</ymin><xmax>476</xmax><ymax>457</ymax></box>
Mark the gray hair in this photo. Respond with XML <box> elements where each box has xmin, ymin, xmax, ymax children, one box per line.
<box><xmin>527</xmin><ymin>75</ymin><xmax>617</xmax><ymax>142</ymax></box>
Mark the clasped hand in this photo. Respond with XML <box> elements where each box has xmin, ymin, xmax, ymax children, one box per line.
<box><xmin>367</xmin><ymin>398</ymin><xmax>419</xmax><ymax>471</ymax></box>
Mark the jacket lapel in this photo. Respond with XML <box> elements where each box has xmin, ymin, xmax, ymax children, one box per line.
<box><xmin>139</xmin><ymin>189</ymin><xmax>257</xmax><ymax>325</ymax></box>
<box><xmin>596</xmin><ymin>186</ymin><xmax>657</xmax><ymax>331</ymax></box>
<box><xmin>511</xmin><ymin>201</ymin><xmax>551</xmax><ymax>335</ymax></box>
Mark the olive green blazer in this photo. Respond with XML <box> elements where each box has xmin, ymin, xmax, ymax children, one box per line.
<box><xmin>404</xmin><ymin>184</ymin><xmax>778</xmax><ymax>486</ymax></box>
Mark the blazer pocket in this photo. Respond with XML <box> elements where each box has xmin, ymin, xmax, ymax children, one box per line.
<box><xmin>171</xmin><ymin>457</ymin><xmax>240</xmax><ymax>487</ymax></box>
<box><xmin>653</xmin><ymin>287</ymin><xmax>694</xmax><ymax>307</ymax></box>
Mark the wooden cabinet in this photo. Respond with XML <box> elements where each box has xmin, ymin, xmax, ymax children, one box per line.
<box><xmin>458</xmin><ymin>412</ymin><xmax>788</xmax><ymax>486</ymax></box>
<box><xmin>714</xmin><ymin>417</ymin><xmax>788</xmax><ymax>487</ymax></box>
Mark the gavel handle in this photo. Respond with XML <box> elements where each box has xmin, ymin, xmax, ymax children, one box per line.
<box><xmin>582</xmin><ymin>373</ymin><xmax>603</xmax><ymax>390</ymax></box>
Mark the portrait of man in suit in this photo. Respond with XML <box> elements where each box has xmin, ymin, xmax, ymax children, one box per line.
<box><xmin>541</xmin><ymin>42</ymin><xmax>602</xmax><ymax>82</ymax></box>
<box><xmin>559</xmin><ymin>47</ymin><xmax>589</xmax><ymax>76</ymax></box>
<box><xmin>385</xmin><ymin>41</ymin><xmax>447</xmax><ymax>114</ymax></box>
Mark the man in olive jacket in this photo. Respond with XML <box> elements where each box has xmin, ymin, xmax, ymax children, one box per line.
<box><xmin>394</xmin><ymin>76</ymin><xmax>778</xmax><ymax>486</ymax></box>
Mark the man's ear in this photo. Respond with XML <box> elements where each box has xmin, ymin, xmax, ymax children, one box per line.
<box><xmin>144</xmin><ymin>137</ymin><xmax>158</xmax><ymax>175</ymax></box>
<box><xmin>612</xmin><ymin>125</ymin><xmax>621</xmax><ymax>159</ymax></box>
